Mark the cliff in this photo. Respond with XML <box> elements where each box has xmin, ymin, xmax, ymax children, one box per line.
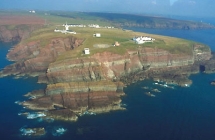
<box><xmin>0</xmin><ymin>25</ymin><xmax>42</xmax><ymax>42</ymax></box>
<box><xmin>0</xmin><ymin>23</ymin><xmax>214</xmax><ymax>121</ymax></box>
<box><xmin>21</xmin><ymin>43</ymin><xmax>211</xmax><ymax>121</ymax></box>
<box><xmin>0</xmin><ymin>14</ymin><xmax>45</xmax><ymax>42</ymax></box>
<box><xmin>1</xmin><ymin>37</ymin><xmax>84</xmax><ymax>77</ymax></box>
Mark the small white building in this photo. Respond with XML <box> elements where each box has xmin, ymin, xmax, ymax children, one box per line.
<box><xmin>133</xmin><ymin>36</ymin><xmax>155</xmax><ymax>44</ymax></box>
<box><xmin>88</xmin><ymin>24</ymin><xmax>100</xmax><ymax>28</ymax></box>
<box><xmin>67</xmin><ymin>24</ymin><xmax>86</xmax><ymax>27</ymax></box>
<box><xmin>93</xmin><ymin>33</ymin><xmax>101</xmax><ymax>37</ymax></box>
<box><xmin>84</xmin><ymin>48</ymin><xmax>90</xmax><ymax>54</ymax></box>
<box><xmin>54</xmin><ymin>28</ymin><xmax>61</xmax><ymax>32</ymax></box>
<box><xmin>29</xmin><ymin>10</ymin><xmax>36</xmax><ymax>13</ymax></box>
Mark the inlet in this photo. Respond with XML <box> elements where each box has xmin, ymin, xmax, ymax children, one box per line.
<box><xmin>199</xmin><ymin>65</ymin><xmax>205</xmax><ymax>73</ymax></box>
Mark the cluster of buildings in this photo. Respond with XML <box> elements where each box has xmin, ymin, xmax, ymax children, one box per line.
<box><xmin>29</xmin><ymin>10</ymin><xmax>36</xmax><ymax>13</ymax></box>
<box><xmin>88</xmin><ymin>24</ymin><xmax>100</xmax><ymax>28</ymax></box>
<box><xmin>88</xmin><ymin>24</ymin><xmax>114</xmax><ymax>29</ymax></box>
<box><xmin>62</xmin><ymin>24</ymin><xmax>86</xmax><ymax>28</ymax></box>
<box><xmin>62</xmin><ymin>23</ymin><xmax>114</xmax><ymax>29</ymax></box>
<box><xmin>54</xmin><ymin>23</ymin><xmax>114</xmax><ymax>35</ymax></box>
<box><xmin>54</xmin><ymin>24</ymin><xmax>76</xmax><ymax>34</ymax></box>
<box><xmin>133</xmin><ymin>36</ymin><xmax>155</xmax><ymax>44</ymax></box>
<box><xmin>54</xmin><ymin>23</ymin><xmax>155</xmax><ymax>55</ymax></box>
<box><xmin>54</xmin><ymin>22</ymin><xmax>115</xmax><ymax>35</ymax></box>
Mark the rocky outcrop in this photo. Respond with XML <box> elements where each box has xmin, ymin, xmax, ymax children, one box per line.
<box><xmin>1</xmin><ymin>28</ymin><xmax>213</xmax><ymax>121</ymax></box>
<box><xmin>211</xmin><ymin>81</ymin><xmax>215</xmax><ymax>86</ymax></box>
<box><xmin>120</xmin><ymin>53</ymin><xmax>215</xmax><ymax>87</ymax></box>
<box><xmin>1</xmin><ymin>37</ymin><xmax>84</xmax><ymax>77</ymax></box>
<box><xmin>1</xmin><ymin>13</ymin><xmax>214</xmax><ymax>122</ymax></box>
<box><xmin>20</xmin><ymin>43</ymin><xmax>212</xmax><ymax>121</ymax></box>
<box><xmin>0</xmin><ymin>25</ymin><xmax>42</xmax><ymax>42</ymax></box>
<box><xmin>23</xmin><ymin>80</ymin><xmax>125</xmax><ymax>121</ymax></box>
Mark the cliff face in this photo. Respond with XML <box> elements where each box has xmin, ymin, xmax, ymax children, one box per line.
<box><xmin>23</xmin><ymin>53</ymin><xmax>126</xmax><ymax>118</ymax></box>
<box><xmin>0</xmin><ymin>25</ymin><xmax>42</xmax><ymax>42</ymax></box>
<box><xmin>20</xmin><ymin>43</ymin><xmax>212</xmax><ymax>121</ymax></box>
<box><xmin>43</xmin><ymin>45</ymin><xmax>211</xmax><ymax>86</ymax></box>
<box><xmin>1</xmin><ymin>37</ymin><xmax>84</xmax><ymax>77</ymax></box>
<box><xmin>0</xmin><ymin>26</ymin><xmax>213</xmax><ymax>121</ymax></box>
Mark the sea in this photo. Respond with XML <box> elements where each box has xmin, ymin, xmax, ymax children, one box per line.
<box><xmin>1</xmin><ymin>19</ymin><xmax>215</xmax><ymax>140</ymax></box>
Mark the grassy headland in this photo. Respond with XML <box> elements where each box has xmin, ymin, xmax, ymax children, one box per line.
<box><xmin>0</xmin><ymin>11</ymin><xmax>210</xmax><ymax>61</ymax></box>
<box><xmin>24</xmin><ymin>24</ymin><xmax>203</xmax><ymax>61</ymax></box>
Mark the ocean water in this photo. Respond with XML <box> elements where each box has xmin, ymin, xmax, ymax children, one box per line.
<box><xmin>1</xmin><ymin>26</ymin><xmax>215</xmax><ymax>140</ymax></box>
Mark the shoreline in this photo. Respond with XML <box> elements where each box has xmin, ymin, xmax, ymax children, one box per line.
<box><xmin>0</xmin><ymin>19</ymin><xmax>215</xmax><ymax>122</ymax></box>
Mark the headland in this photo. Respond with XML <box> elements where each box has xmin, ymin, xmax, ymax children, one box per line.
<box><xmin>1</xmin><ymin>11</ymin><xmax>215</xmax><ymax>121</ymax></box>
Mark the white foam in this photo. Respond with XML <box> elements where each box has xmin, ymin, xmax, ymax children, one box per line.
<box><xmin>81</xmin><ymin>111</ymin><xmax>96</xmax><ymax>116</ymax></box>
<box><xmin>52</xmin><ymin>127</ymin><xmax>67</xmax><ymax>136</ymax></box>
<box><xmin>27</xmin><ymin>112</ymin><xmax>46</xmax><ymax>119</ymax></box>
<box><xmin>20</xmin><ymin>128</ymin><xmax>36</xmax><ymax>136</ymax></box>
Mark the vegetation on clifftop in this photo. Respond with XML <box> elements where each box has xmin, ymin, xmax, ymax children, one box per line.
<box><xmin>20</xmin><ymin>23</ymin><xmax>208</xmax><ymax>62</ymax></box>
<box><xmin>0</xmin><ymin>11</ymin><xmax>213</xmax><ymax>121</ymax></box>
<box><xmin>0</xmin><ymin>11</ymin><xmax>211</xmax><ymax>61</ymax></box>
<box><xmin>47</xmin><ymin>12</ymin><xmax>214</xmax><ymax>29</ymax></box>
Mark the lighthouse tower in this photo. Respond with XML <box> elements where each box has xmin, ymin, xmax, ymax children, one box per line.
<box><xmin>65</xmin><ymin>22</ymin><xmax>69</xmax><ymax>31</ymax></box>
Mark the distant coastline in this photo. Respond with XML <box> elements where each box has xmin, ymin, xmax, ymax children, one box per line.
<box><xmin>52</xmin><ymin>12</ymin><xmax>215</xmax><ymax>30</ymax></box>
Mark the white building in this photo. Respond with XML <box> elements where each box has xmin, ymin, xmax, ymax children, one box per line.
<box><xmin>93</xmin><ymin>33</ymin><xmax>101</xmax><ymax>37</ymax></box>
<box><xmin>88</xmin><ymin>24</ymin><xmax>100</xmax><ymax>28</ymax></box>
<box><xmin>63</xmin><ymin>23</ymin><xmax>77</xmax><ymax>34</ymax></box>
<box><xmin>54</xmin><ymin>25</ymin><xmax>76</xmax><ymax>34</ymax></box>
<box><xmin>65</xmin><ymin>24</ymin><xmax>69</xmax><ymax>31</ymax></box>
<box><xmin>84</xmin><ymin>48</ymin><xmax>90</xmax><ymax>54</ymax></box>
<box><xmin>65</xmin><ymin>24</ymin><xmax>86</xmax><ymax>27</ymax></box>
<box><xmin>104</xmin><ymin>26</ymin><xmax>114</xmax><ymax>29</ymax></box>
<box><xmin>54</xmin><ymin>28</ymin><xmax>61</xmax><ymax>32</ymax></box>
<box><xmin>133</xmin><ymin>36</ymin><xmax>155</xmax><ymax>44</ymax></box>
<box><xmin>29</xmin><ymin>10</ymin><xmax>36</xmax><ymax>13</ymax></box>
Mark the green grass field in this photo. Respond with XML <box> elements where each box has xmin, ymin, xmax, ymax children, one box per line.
<box><xmin>4</xmin><ymin>11</ymin><xmax>208</xmax><ymax>61</ymax></box>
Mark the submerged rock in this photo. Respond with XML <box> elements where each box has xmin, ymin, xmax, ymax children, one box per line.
<box><xmin>46</xmin><ymin>109</ymin><xmax>78</xmax><ymax>122</ymax></box>
<box><xmin>52</xmin><ymin>127</ymin><xmax>67</xmax><ymax>136</ymax></box>
<box><xmin>152</xmin><ymin>88</ymin><xmax>161</xmax><ymax>92</ymax></box>
<box><xmin>211</xmin><ymin>81</ymin><xmax>215</xmax><ymax>86</ymax></box>
<box><xmin>20</xmin><ymin>127</ymin><xmax>45</xmax><ymax>136</ymax></box>
<box><xmin>18</xmin><ymin>112</ymin><xmax>46</xmax><ymax>119</ymax></box>
<box><xmin>144</xmin><ymin>92</ymin><xmax>156</xmax><ymax>97</ymax></box>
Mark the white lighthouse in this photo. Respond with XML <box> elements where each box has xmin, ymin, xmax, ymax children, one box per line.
<box><xmin>65</xmin><ymin>24</ymin><xmax>69</xmax><ymax>31</ymax></box>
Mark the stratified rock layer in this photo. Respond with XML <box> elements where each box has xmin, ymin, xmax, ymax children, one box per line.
<box><xmin>1</xmin><ymin>37</ymin><xmax>84</xmax><ymax>77</ymax></box>
<box><xmin>1</xmin><ymin>25</ymin><xmax>214</xmax><ymax>121</ymax></box>
<box><xmin>0</xmin><ymin>25</ymin><xmax>42</xmax><ymax>42</ymax></box>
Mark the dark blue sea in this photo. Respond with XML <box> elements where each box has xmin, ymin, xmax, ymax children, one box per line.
<box><xmin>1</xmin><ymin>25</ymin><xmax>215</xmax><ymax>140</ymax></box>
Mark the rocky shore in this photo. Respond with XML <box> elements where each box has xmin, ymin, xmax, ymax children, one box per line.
<box><xmin>1</xmin><ymin>23</ymin><xmax>215</xmax><ymax>121</ymax></box>
<box><xmin>211</xmin><ymin>81</ymin><xmax>215</xmax><ymax>86</ymax></box>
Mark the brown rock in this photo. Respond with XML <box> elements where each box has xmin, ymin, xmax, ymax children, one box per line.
<box><xmin>211</xmin><ymin>81</ymin><xmax>215</xmax><ymax>86</ymax></box>
<box><xmin>1</xmin><ymin>24</ymin><xmax>213</xmax><ymax>121</ymax></box>
<box><xmin>46</xmin><ymin>109</ymin><xmax>78</xmax><ymax>121</ymax></box>
<box><xmin>1</xmin><ymin>37</ymin><xmax>84</xmax><ymax>77</ymax></box>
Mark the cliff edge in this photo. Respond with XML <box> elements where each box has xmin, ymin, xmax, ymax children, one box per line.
<box><xmin>0</xmin><ymin>16</ymin><xmax>214</xmax><ymax>121</ymax></box>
